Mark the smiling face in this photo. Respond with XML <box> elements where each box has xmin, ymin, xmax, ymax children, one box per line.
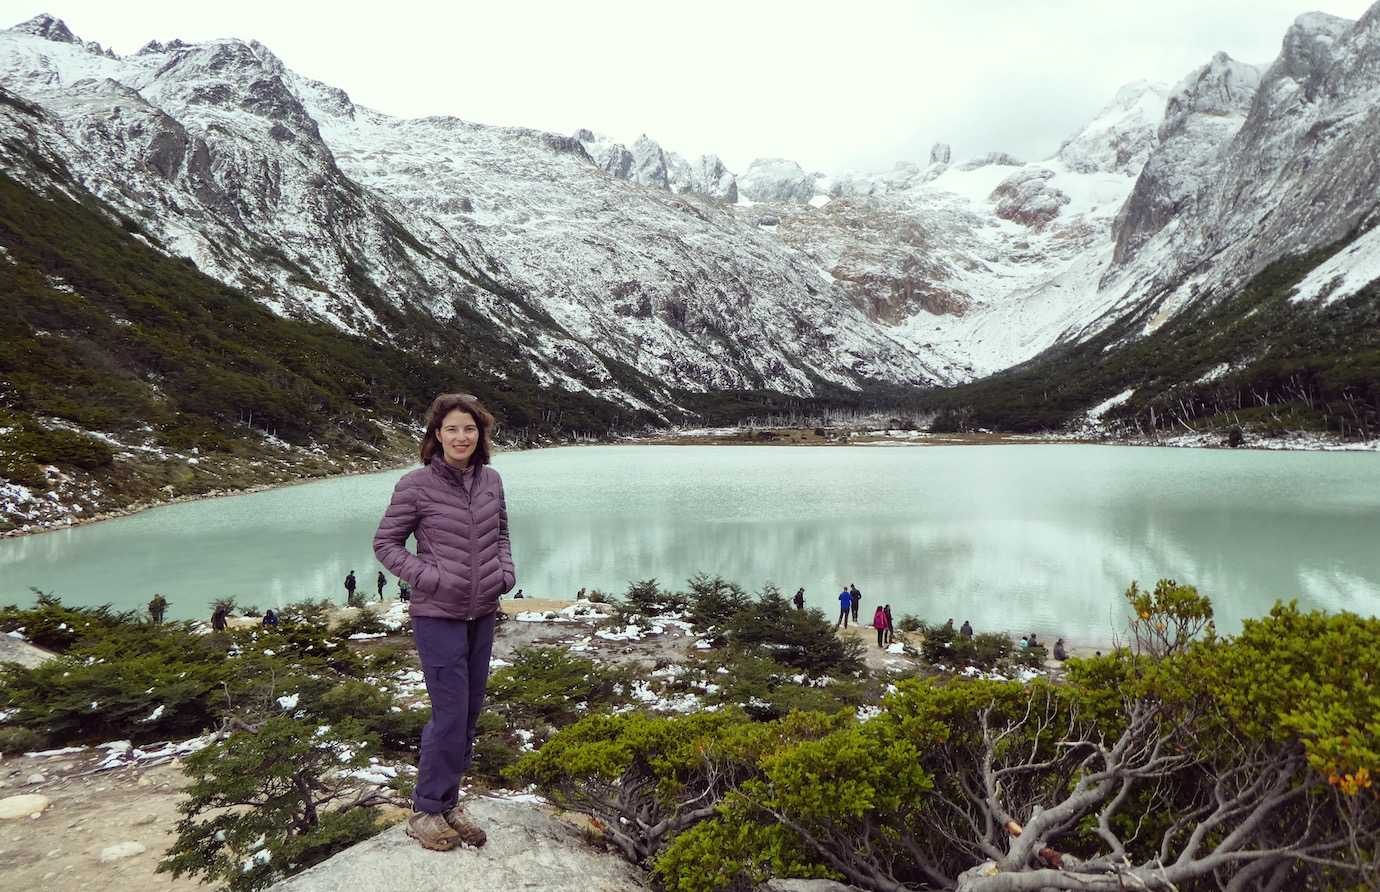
<box><xmin>438</xmin><ymin>408</ymin><xmax>479</xmax><ymax>467</ymax></box>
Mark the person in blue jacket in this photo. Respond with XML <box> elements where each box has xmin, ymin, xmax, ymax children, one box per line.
<box><xmin>835</xmin><ymin>586</ymin><xmax>852</xmax><ymax>629</ymax></box>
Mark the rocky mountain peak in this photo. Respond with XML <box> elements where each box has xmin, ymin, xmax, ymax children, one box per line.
<box><xmin>738</xmin><ymin>157</ymin><xmax>819</xmax><ymax>203</ymax></box>
<box><xmin>630</xmin><ymin>134</ymin><xmax>670</xmax><ymax>190</ymax></box>
<box><xmin>9</xmin><ymin>13</ymin><xmax>79</xmax><ymax>44</ymax></box>
<box><xmin>1272</xmin><ymin>12</ymin><xmax>1351</xmax><ymax>84</ymax></box>
<box><xmin>1056</xmin><ymin>80</ymin><xmax>1168</xmax><ymax>175</ymax></box>
<box><xmin>1159</xmin><ymin>53</ymin><xmax>1260</xmax><ymax>140</ymax></box>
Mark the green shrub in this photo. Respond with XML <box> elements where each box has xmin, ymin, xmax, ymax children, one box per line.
<box><xmin>699</xmin><ymin>649</ymin><xmax>869</xmax><ymax>720</ymax></box>
<box><xmin>0</xmin><ymin>591</ymin><xmax>133</xmax><ymax>652</ymax></box>
<box><xmin>918</xmin><ymin>619</ymin><xmax>957</xmax><ymax>662</ymax></box>
<box><xmin>620</xmin><ymin>578</ymin><xmax>688</xmax><ymax>615</ymax></box>
<box><xmin>470</xmin><ymin>710</ymin><xmax>518</xmax><ymax>782</ymax></box>
<box><xmin>0</xmin><ymin>424</ymin><xmax>114</xmax><ymax>469</ymax></box>
<box><xmin>279</xmin><ymin>598</ymin><xmax>334</xmax><ymax>626</ymax></box>
<box><xmin>684</xmin><ymin>573</ymin><xmax>750</xmax><ymax>633</ymax></box>
<box><xmin>725</xmin><ymin>588</ymin><xmax>864</xmax><ymax>676</ymax></box>
<box><xmin>333</xmin><ymin>609</ymin><xmax>387</xmax><ymax>639</ymax></box>
<box><xmin>898</xmin><ymin>613</ymin><xmax>922</xmax><ymax>633</ymax></box>
<box><xmin>486</xmin><ymin>647</ymin><xmax>629</xmax><ymax>727</ymax></box>
<box><xmin>946</xmin><ymin>632</ymin><xmax>1013</xmax><ymax>670</ymax></box>
<box><xmin>0</xmin><ymin>623</ymin><xmax>230</xmax><ymax>744</ymax></box>
<box><xmin>0</xmin><ymin>726</ymin><xmax>44</xmax><ymax>755</ymax></box>
<box><xmin>158</xmin><ymin>717</ymin><xmax>388</xmax><ymax>892</ymax></box>
<box><xmin>510</xmin><ymin>709</ymin><xmax>839</xmax><ymax>864</ymax></box>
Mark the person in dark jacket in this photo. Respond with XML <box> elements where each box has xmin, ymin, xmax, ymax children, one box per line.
<box><xmin>1053</xmin><ymin>638</ymin><xmax>1068</xmax><ymax>661</ymax></box>
<box><xmin>210</xmin><ymin>604</ymin><xmax>228</xmax><ymax>632</ymax></box>
<box><xmin>793</xmin><ymin>587</ymin><xmax>805</xmax><ymax>610</ymax></box>
<box><xmin>399</xmin><ymin>580</ymin><xmax>411</xmax><ymax>602</ymax></box>
<box><xmin>374</xmin><ymin>392</ymin><xmax>515</xmax><ymax>852</ymax></box>
<box><xmin>883</xmin><ymin>604</ymin><xmax>895</xmax><ymax>645</ymax></box>
<box><xmin>377</xmin><ymin>570</ymin><xmax>387</xmax><ymax>601</ymax></box>
<box><xmin>960</xmin><ymin>619</ymin><xmax>974</xmax><ymax>639</ymax></box>
<box><xmin>872</xmin><ymin>605</ymin><xmax>888</xmax><ymax>647</ymax></box>
<box><xmin>147</xmin><ymin>593</ymin><xmax>167</xmax><ymax>624</ymax></box>
<box><xmin>262</xmin><ymin>609</ymin><xmax>279</xmax><ymax>628</ymax></box>
<box><xmin>849</xmin><ymin>583</ymin><xmax>861</xmax><ymax>622</ymax></box>
<box><xmin>344</xmin><ymin>570</ymin><xmax>357</xmax><ymax>601</ymax></box>
<box><xmin>835</xmin><ymin>587</ymin><xmax>851</xmax><ymax>629</ymax></box>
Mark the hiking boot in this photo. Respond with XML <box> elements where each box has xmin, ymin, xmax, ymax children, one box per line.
<box><xmin>443</xmin><ymin>804</ymin><xmax>488</xmax><ymax>847</ymax></box>
<box><xmin>406</xmin><ymin>811</ymin><xmax>460</xmax><ymax>851</ymax></box>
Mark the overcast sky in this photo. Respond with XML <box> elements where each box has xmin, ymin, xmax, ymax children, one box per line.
<box><xmin>3</xmin><ymin>1</ymin><xmax>1376</xmax><ymax>173</ymax></box>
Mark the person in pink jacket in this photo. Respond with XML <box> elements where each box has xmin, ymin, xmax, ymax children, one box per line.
<box><xmin>873</xmin><ymin>605</ymin><xmax>888</xmax><ymax>648</ymax></box>
<box><xmin>374</xmin><ymin>392</ymin><xmax>516</xmax><ymax>851</ymax></box>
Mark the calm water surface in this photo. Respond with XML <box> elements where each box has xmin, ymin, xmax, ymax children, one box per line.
<box><xmin>2</xmin><ymin>444</ymin><xmax>1378</xmax><ymax>645</ymax></box>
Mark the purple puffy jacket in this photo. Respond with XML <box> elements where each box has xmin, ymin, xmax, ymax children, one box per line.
<box><xmin>373</xmin><ymin>458</ymin><xmax>516</xmax><ymax>620</ymax></box>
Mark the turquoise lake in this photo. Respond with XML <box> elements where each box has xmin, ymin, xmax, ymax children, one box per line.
<box><xmin>2</xmin><ymin>444</ymin><xmax>1378</xmax><ymax>646</ymax></box>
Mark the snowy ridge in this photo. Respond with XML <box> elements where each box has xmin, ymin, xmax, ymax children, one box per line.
<box><xmin>3</xmin><ymin>7</ymin><xmax>1380</xmax><ymax>417</ymax></box>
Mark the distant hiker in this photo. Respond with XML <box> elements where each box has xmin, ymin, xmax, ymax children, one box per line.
<box><xmin>849</xmin><ymin>583</ymin><xmax>862</xmax><ymax>622</ymax></box>
<box><xmin>147</xmin><ymin>593</ymin><xmax>168</xmax><ymax>624</ymax></box>
<box><xmin>944</xmin><ymin>618</ymin><xmax>955</xmax><ymax>632</ymax></box>
<box><xmin>377</xmin><ymin>570</ymin><xmax>387</xmax><ymax>601</ymax></box>
<box><xmin>1053</xmin><ymin>638</ymin><xmax>1068</xmax><ymax>661</ymax></box>
<box><xmin>513</xmin><ymin>589</ymin><xmax>524</xmax><ymax>599</ymax></box>
<box><xmin>399</xmin><ymin>580</ymin><xmax>411</xmax><ymax>602</ymax></box>
<box><xmin>960</xmin><ymin>620</ymin><xmax>973</xmax><ymax>639</ymax></box>
<box><xmin>884</xmin><ymin>604</ymin><xmax>895</xmax><ymax>645</ymax></box>
<box><xmin>1018</xmin><ymin>635</ymin><xmax>1029</xmax><ymax>650</ymax></box>
<box><xmin>793</xmin><ymin>587</ymin><xmax>805</xmax><ymax>610</ymax></box>
<box><xmin>1028</xmin><ymin>633</ymin><xmax>1040</xmax><ymax>650</ymax></box>
<box><xmin>262</xmin><ymin>609</ymin><xmax>279</xmax><ymax>628</ymax></box>
<box><xmin>873</xmin><ymin>606</ymin><xmax>888</xmax><ymax>647</ymax></box>
<box><xmin>345</xmin><ymin>570</ymin><xmax>357</xmax><ymax>600</ymax></box>
<box><xmin>835</xmin><ymin>587</ymin><xmax>851</xmax><ymax>629</ymax></box>
<box><xmin>211</xmin><ymin>604</ymin><xmax>229</xmax><ymax>632</ymax></box>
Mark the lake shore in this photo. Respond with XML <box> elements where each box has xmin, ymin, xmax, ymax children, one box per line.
<box><xmin>0</xmin><ymin>592</ymin><xmax>1084</xmax><ymax>890</ymax></box>
<box><xmin>5</xmin><ymin>424</ymin><xmax>1375</xmax><ymax>541</ymax></box>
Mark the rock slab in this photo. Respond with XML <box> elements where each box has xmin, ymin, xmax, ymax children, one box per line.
<box><xmin>99</xmin><ymin>841</ymin><xmax>147</xmax><ymax>862</ymax></box>
<box><xmin>271</xmin><ymin>796</ymin><xmax>646</xmax><ymax>891</ymax></box>
<box><xmin>0</xmin><ymin>794</ymin><xmax>50</xmax><ymax>819</ymax></box>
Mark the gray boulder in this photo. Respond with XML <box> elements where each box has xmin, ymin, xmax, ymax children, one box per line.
<box><xmin>990</xmin><ymin>167</ymin><xmax>1069</xmax><ymax>226</ymax></box>
<box><xmin>739</xmin><ymin>157</ymin><xmax>818</xmax><ymax>203</ymax></box>
<box><xmin>271</xmin><ymin>796</ymin><xmax>646</xmax><ymax>891</ymax></box>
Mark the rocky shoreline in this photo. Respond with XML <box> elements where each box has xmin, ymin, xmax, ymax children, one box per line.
<box><xmin>0</xmin><ymin>592</ymin><xmax>1084</xmax><ymax>891</ymax></box>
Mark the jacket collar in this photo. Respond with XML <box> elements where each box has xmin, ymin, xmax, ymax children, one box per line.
<box><xmin>428</xmin><ymin>457</ymin><xmax>478</xmax><ymax>489</ymax></box>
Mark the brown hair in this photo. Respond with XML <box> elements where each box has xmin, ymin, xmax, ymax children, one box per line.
<box><xmin>419</xmin><ymin>393</ymin><xmax>495</xmax><ymax>467</ymax></box>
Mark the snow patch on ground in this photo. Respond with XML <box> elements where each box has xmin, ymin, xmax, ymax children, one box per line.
<box><xmin>1087</xmin><ymin>388</ymin><xmax>1135</xmax><ymax>420</ymax></box>
<box><xmin>1290</xmin><ymin>224</ymin><xmax>1380</xmax><ymax>307</ymax></box>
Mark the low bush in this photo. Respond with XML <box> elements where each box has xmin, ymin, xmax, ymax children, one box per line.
<box><xmin>620</xmin><ymin>578</ymin><xmax>688</xmax><ymax>615</ymax></box>
<box><xmin>510</xmin><ymin>709</ymin><xmax>846</xmax><ymax>865</ymax></box>
<box><xmin>279</xmin><ymin>598</ymin><xmax>334</xmax><ymax>626</ymax></box>
<box><xmin>485</xmin><ymin>647</ymin><xmax>629</xmax><ymax>728</ymax></box>
<box><xmin>0</xmin><ymin>591</ymin><xmax>134</xmax><ymax>652</ymax></box>
<box><xmin>158</xmin><ymin>716</ymin><xmax>395</xmax><ymax>892</ymax></box>
<box><xmin>697</xmin><ymin>649</ymin><xmax>870</xmax><ymax>720</ymax></box>
<box><xmin>0</xmin><ymin>726</ymin><xmax>43</xmax><ymax>755</ymax></box>
<box><xmin>332</xmin><ymin>610</ymin><xmax>388</xmax><ymax>639</ymax></box>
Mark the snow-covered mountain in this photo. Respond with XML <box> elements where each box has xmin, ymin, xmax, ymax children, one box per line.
<box><xmin>3</xmin><ymin>6</ymin><xmax>1380</xmax><ymax>417</ymax></box>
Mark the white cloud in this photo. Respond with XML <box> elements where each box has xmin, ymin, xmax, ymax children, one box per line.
<box><xmin>5</xmin><ymin>0</ymin><xmax>1375</xmax><ymax>173</ymax></box>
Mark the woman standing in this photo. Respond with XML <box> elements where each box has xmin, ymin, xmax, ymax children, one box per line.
<box><xmin>373</xmin><ymin>393</ymin><xmax>516</xmax><ymax>851</ymax></box>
